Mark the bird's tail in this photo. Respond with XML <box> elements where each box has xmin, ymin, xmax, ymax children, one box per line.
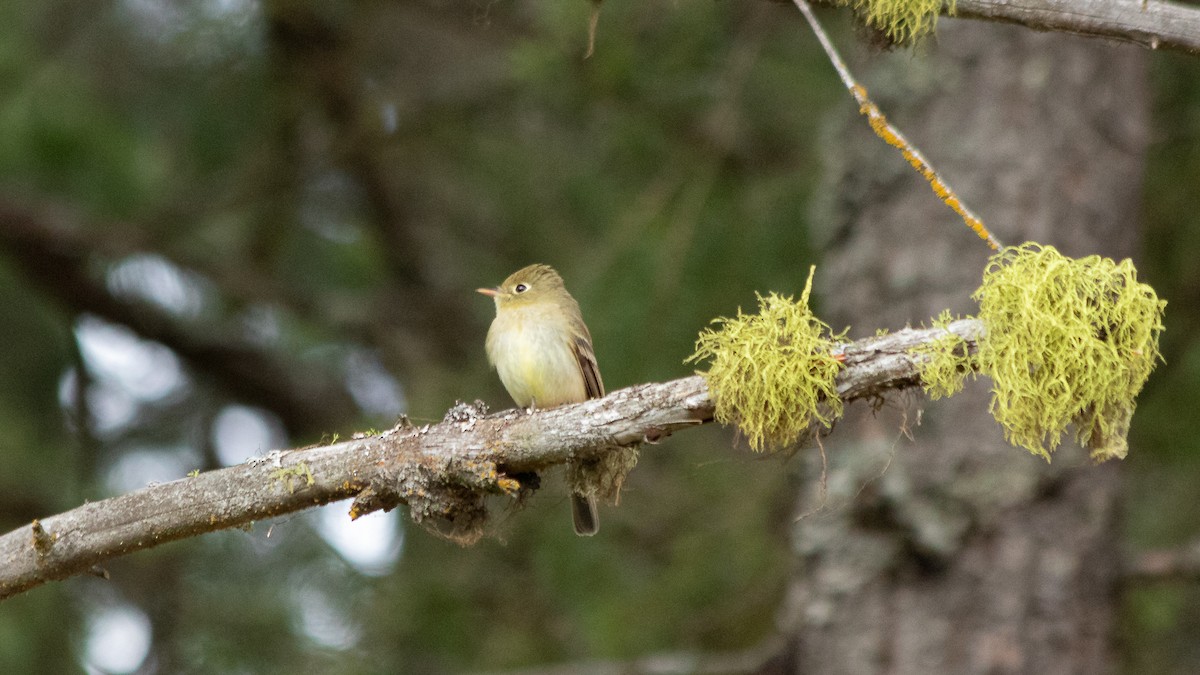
<box><xmin>571</xmin><ymin>493</ymin><xmax>598</xmax><ymax>536</ymax></box>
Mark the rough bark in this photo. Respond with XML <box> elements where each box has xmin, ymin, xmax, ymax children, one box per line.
<box><xmin>783</xmin><ymin>19</ymin><xmax>1146</xmax><ymax>675</ymax></box>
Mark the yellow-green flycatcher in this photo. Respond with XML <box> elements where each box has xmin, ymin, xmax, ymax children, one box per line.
<box><xmin>478</xmin><ymin>264</ymin><xmax>602</xmax><ymax>536</ymax></box>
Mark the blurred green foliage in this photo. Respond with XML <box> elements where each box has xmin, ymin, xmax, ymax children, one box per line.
<box><xmin>0</xmin><ymin>0</ymin><xmax>837</xmax><ymax>671</ymax></box>
<box><xmin>0</xmin><ymin>0</ymin><xmax>1198</xmax><ymax>672</ymax></box>
<box><xmin>1126</xmin><ymin>48</ymin><xmax>1200</xmax><ymax>675</ymax></box>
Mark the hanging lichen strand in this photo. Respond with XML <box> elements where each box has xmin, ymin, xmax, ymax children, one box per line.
<box><xmin>971</xmin><ymin>244</ymin><xmax>1166</xmax><ymax>461</ymax></box>
<box><xmin>686</xmin><ymin>267</ymin><xmax>844</xmax><ymax>452</ymax></box>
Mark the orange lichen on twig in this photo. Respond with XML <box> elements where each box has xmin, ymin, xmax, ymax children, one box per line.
<box><xmin>859</xmin><ymin>99</ymin><xmax>1000</xmax><ymax>249</ymax></box>
<box><xmin>792</xmin><ymin>0</ymin><xmax>1003</xmax><ymax>251</ymax></box>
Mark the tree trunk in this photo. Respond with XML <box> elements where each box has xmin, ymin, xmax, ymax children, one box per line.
<box><xmin>781</xmin><ymin>21</ymin><xmax>1147</xmax><ymax>674</ymax></box>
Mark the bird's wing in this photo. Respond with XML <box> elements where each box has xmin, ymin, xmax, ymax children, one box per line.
<box><xmin>573</xmin><ymin>334</ymin><xmax>605</xmax><ymax>399</ymax></box>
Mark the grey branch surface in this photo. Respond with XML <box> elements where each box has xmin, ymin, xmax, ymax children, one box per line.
<box><xmin>953</xmin><ymin>0</ymin><xmax>1200</xmax><ymax>54</ymax></box>
<box><xmin>0</xmin><ymin>319</ymin><xmax>983</xmax><ymax>601</ymax></box>
<box><xmin>1126</xmin><ymin>538</ymin><xmax>1200</xmax><ymax>582</ymax></box>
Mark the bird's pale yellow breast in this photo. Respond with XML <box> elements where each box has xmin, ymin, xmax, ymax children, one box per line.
<box><xmin>485</xmin><ymin>304</ymin><xmax>587</xmax><ymax>408</ymax></box>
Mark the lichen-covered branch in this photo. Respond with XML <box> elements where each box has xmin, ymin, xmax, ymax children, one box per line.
<box><xmin>790</xmin><ymin>0</ymin><xmax>1200</xmax><ymax>54</ymax></box>
<box><xmin>953</xmin><ymin>0</ymin><xmax>1200</xmax><ymax>55</ymax></box>
<box><xmin>0</xmin><ymin>320</ymin><xmax>982</xmax><ymax>602</ymax></box>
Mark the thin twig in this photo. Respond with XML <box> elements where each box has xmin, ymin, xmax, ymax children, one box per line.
<box><xmin>792</xmin><ymin>0</ymin><xmax>1005</xmax><ymax>250</ymax></box>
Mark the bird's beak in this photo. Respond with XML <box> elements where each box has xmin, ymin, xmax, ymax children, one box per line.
<box><xmin>476</xmin><ymin>287</ymin><xmax>499</xmax><ymax>297</ymax></box>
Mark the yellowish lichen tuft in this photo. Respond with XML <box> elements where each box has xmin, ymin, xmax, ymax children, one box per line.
<box><xmin>915</xmin><ymin>309</ymin><xmax>974</xmax><ymax>400</ymax></box>
<box><xmin>686</xmin><ymin>267</ymin><xmax>844</xmax><ymax>452</ymax></box>
<box><xmin>831</xmin><ymin>0</ymin><xmax>954</xmax><ymax>45</ymax></box>
<box><xmin>973</xmin><ymin>243</ymin><xmax>1165</xmax><ymax>462</ymax></box>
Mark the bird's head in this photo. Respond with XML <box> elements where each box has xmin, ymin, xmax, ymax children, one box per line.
<box><xmin>477</xmin><ymin>264</ymin><xmax>568</xmax><ymax>311</ymax></box>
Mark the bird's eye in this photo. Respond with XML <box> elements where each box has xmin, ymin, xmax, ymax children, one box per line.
<box><xmin>514</xmin><ymin>283</ymin><xmax>528</xmax><ymax>293</ymax></box>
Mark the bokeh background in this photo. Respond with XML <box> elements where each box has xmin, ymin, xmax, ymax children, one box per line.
<box><xmin>0</xmin><ymin>0</ymin><xmax>1197</xmax><ymax>672</ymax></box>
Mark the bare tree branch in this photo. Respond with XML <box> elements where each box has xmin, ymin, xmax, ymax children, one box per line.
<box><xmin>263</xmin><ymin>1</ymin><xmax>499</xmax><ymax>364</ymax></box>
<box><xmin>1125</xmin><ymin>538</ymin><xmax>1200</xmax><ymax>583</ymax></box>
<box><xmin>0</xmin><ymin>197</ymin><xmax>363</xmax><ymax>437</ymax></box>
<box><xmin>953</xmin><ymin>0</ymin><xmax>1200</xmax><ymax>54</ymax></box>
<box><xmin>0</xmin><ymin>190</ymin><xmax>486</xmax><ymax>389</ymax></box>
<box><xmin>0</xmin><ymin>319</ymin><xmax>983</xmax><ymax>601</ymax></box>
<box><xmin>789</xmin><ymin>0</ymin><xmax>1200</xmax><ymax>54</ymax></box>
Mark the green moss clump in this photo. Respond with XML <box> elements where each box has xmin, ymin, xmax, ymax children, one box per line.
<box><xmin>915</xmin><ymin>309</ymin><xmax>974</xmax><ymax>401</ymax></box>
<box><xmin>973</xmin><ymin>244</ymin><xmax>1165</xmax><ymax>461</ymax></box>
<box><xmin>686</xmin><ymin>267</ymin><xmax>844</xmax><ymax>451</ymax></box>
<box><xmin>832</xmin><ymin>0</ymin><xmax>954</xmax><ymax>45</ymax></box>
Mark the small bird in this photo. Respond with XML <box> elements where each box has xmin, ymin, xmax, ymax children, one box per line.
<box><xmin>478</xmin><ymin>264</ymin><xmax>603</xmax><ymax>536</ymax></box>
